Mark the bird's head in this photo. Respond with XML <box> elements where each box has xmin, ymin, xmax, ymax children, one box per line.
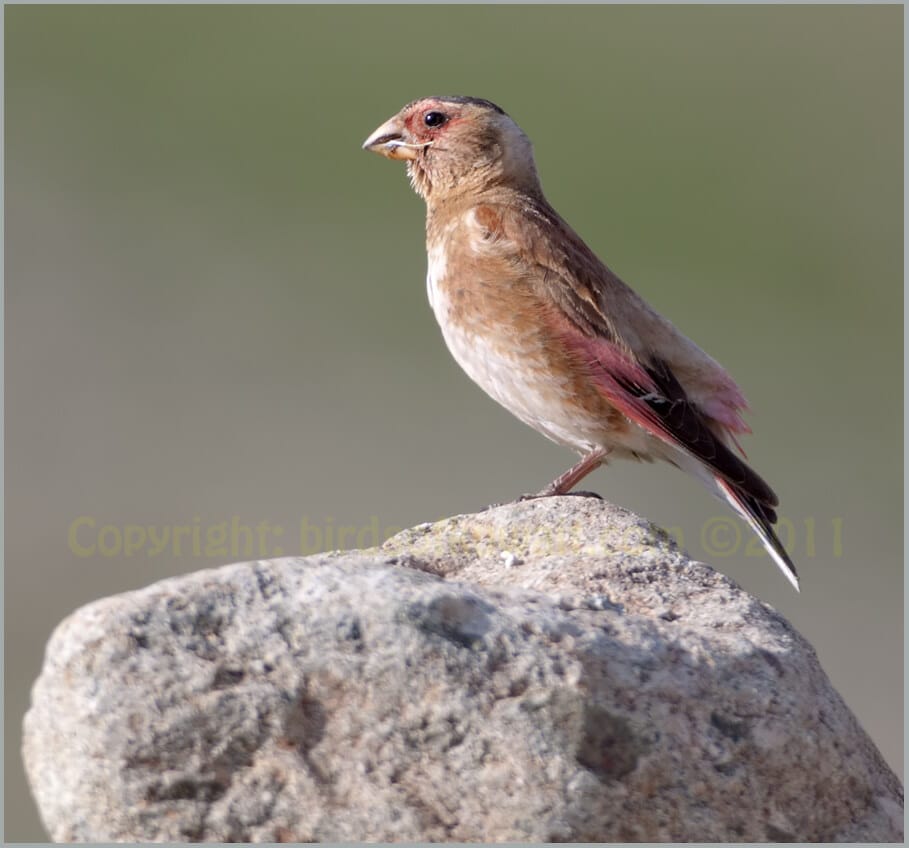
<box><xmin>362</xmin><ymin>96</ymin><xmax>540</xmax><ymax>202</ymax></box>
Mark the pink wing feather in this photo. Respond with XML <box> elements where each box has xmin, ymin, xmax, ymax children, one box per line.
<box><xmin>551</xmin><ymin>317</ymin><xmax>779</xmax><ymax>508</ymax></box>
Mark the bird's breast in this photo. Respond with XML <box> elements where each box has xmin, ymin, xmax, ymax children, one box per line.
<box><xmin>424</xmin><ymin>230</ymin><xmax>631</xmax><ymax>453</ymax></box>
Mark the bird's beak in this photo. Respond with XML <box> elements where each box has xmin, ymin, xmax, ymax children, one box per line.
<box><xmin>362</xmin><ymin>115</ymin><xmax>424</xmax><ymax>161</ymax></box>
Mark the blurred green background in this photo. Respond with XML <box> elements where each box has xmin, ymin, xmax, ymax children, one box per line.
<box><xmin>5</xmin><ymin>5</ymin><xmax>902</xmax><ymax>839</ymax></box>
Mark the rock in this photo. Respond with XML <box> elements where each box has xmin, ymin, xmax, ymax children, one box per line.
<box><xmin>23</xmin><ymin>498</ymin><xmax>903</xmax><ymax>842</ymax></box>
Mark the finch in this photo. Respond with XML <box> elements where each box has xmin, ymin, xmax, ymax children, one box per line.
<box><xmin>363</xmin><ymin>96</ymin><xmax>798</xmax><ymax>591</ymax></box>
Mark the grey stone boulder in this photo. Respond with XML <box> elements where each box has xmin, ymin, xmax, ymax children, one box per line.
<box><xmin>23</xmin><ymin>498</ymin><xmax>903</xmax><ymax>841</ymax></box>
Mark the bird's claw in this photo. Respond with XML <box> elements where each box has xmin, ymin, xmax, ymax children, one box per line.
<box><xmin>518</xmin><ymin>489</ymin><xmax>604</xmax><ymax>502</ymax></box>
<box><xmin>479</xmin><ymin>490</ymin><xmax>604</xmax><ymax>511</ymax></box>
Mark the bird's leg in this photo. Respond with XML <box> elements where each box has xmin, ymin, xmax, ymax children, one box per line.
<box><xmin>525</xmin><ymin>446</ymin><xmax>611</xmax><ymax>499</ymax></box>
<box><xmin>483</xmin><ymin>447</ymin><xmax>611</xmax><ymax>511</ymax></box>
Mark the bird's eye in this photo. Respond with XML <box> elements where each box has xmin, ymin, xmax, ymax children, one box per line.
<box><xmin>423</xmin><ymin>111</ymin><xmax>447</xmax><ymax>128</ymax></box>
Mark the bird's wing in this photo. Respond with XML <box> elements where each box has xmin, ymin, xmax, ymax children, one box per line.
<box><xmin>473</xmin><ymin>197</ymin><xmax>775</xmax><ymax>508</ymax></box>
<box><xmin>468</xmin><ymin>197</ymin><xmax>797</xmax><ymax>588</ymax></box>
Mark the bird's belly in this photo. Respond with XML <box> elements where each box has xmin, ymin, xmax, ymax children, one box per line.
<box><xmin>428</xmin><ymin>274</ymin><xmax>637</xmax><ymax>454</ymax></box>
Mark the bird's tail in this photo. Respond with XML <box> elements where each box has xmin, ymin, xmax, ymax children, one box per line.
<box><xmin>672</xmin><ymin>450</ymin><xmax>799</xmax><ymax>591</ymax></box>
<box><xmin>711</xmin><ymin>475</ymin><xmax>800</xmax><ymax>591</ymax></box>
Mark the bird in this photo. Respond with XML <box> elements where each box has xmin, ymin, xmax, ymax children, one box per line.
<box><xmin>362</xmin><ymin>95</ymin><xmax>798</xmax><ymax>591</ymax></box>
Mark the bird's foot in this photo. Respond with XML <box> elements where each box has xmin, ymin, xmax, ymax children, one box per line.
<box><xmin>481</xmin><ymin>448</ymin><xmax>610</xmax><ymax>511</ymax></box>
<box><xmin>517</xmin><ymin>489</ymin><xmax>604</xmax><ymax>502</ymax></box>
<box><xmin>479</xmin><ymin>490</ymin><xmax>604</xmax><ymax>510</ymax></box>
